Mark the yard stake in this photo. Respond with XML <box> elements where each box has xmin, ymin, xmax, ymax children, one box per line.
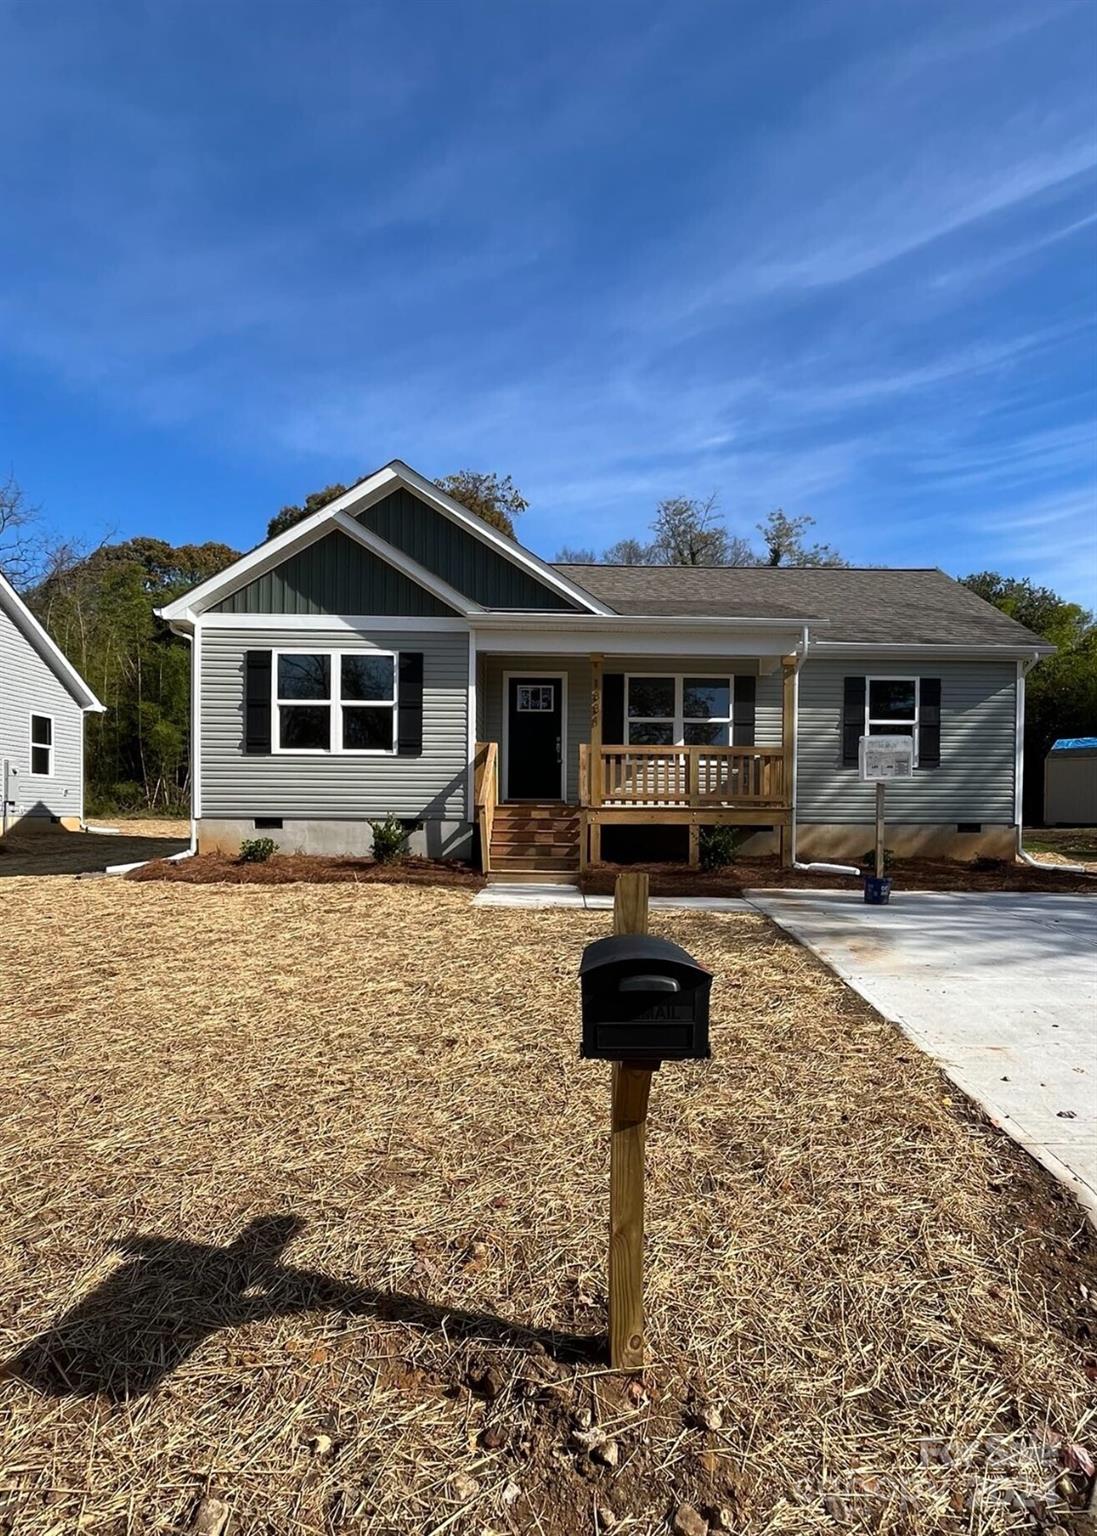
<box><xmin>875</xmin><ymin>780</ymin><xmax>886</xmax><ymax>878</ymax></box>
<box><xmin>609</xmin><ymin>872</ymin><xmax>652</xmax><ymax>1371</ymax></box>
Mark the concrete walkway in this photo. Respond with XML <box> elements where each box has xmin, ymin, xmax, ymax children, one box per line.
<box><xmin>473</xmin><ymin>883</ymin><xmax>751</xmax><ymax>912</ymax></box>
<box><xmin>747</xmin><ymin>890</ymin><xmax>1097</xmax><ymax>1222</ymax></box>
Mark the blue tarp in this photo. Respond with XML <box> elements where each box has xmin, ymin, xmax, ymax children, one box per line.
<box><xmin>1049</xmin><ymin>738</ymin><xmax>1097</xmax><ymax>753</ymax></box>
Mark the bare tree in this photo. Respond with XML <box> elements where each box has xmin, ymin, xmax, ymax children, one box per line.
<box><xmin>649</xmin><ymin>495</ymin><xmax>754</xmax><ymax>566</ymax></box>
<box><xmin>758</xmin><ymin>508</ymin><xmax>846</xmax><ymax>567</ymax></box>
<box><xmin>0</xmin><ymin>472</ymin><xmax>44</xmax><ymax>587</ymax></box>
<box><xmin>602</xmin><ymin>537</ymin><xmax>655</xmax><ymax>565</ymax></box>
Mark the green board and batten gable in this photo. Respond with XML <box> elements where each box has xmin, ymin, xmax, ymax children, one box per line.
<box><xmin>214</xmin><ymin>487</ymin><xmax>581</xmax><ymax>615</ymax></box>
<box><xmin>356</xmin><ymin>487</ymin><xmax>579</xmax><ymax>611</ymax></box>
<box><xmin>213</xmin><ymin>529</ymin><xmax>458</xmax><ymax>617</ymax></box>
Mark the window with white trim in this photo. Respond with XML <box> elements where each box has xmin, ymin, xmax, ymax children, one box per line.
<box><xmin>274</xmin><ymin>651</ymin><xmax>397</xmax><ymax>753</ymax></box>
<box><xmin>29</xmin><ymin>714</ymin><xmax>53</xmax><ymax>776</ymax></box>
<box><xmin>865</xmin><ymin>677</ymin><xmax>919</xmax><ymax>766</ymax></box>
<box><xmin>625</xmin><ymin>675</ymin><xmax>734</xmax><ymax>746</ymax></box>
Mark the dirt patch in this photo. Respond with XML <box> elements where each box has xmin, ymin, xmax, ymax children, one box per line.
<box><xmin>1023</xmin><ymin>827</ymin><xmax>1097</xmax><ymax>865</ymax></box>
<box><xmin>0</xmin><ymin>825</ymin><xmax>189</xmax><ymax>878</ymax></box>
<box><xmin>86</xmin><ymin>814</ymin><xmax>192</xmax><ymax>840</ymax></box>
<box><xmin>127</xmin><ymin>852</ymin><xmax>484</xmax><ymax>888</ymax></box>
<box><xmin>582</xmin><ymin>857</ymin><xmax>1097</xmax><ymax>897</ymax></box>
<box><xmin>1</xmin><ymin>880</ymin><xmax>1094</xmax><ymax>1534</ymax></box>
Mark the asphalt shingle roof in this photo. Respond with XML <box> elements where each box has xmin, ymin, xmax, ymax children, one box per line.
<box><xmin>551</xmin><ymin>564</ymin><xmax>1048</xmax><ymax>647</ymax></box>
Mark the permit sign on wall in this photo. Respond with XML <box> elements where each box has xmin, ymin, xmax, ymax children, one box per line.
<box><xmin>859</xmin><ymin>734</ymin><xmax>914</xmax><ymax>781</ymax></box>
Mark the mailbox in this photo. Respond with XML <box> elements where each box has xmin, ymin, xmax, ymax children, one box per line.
<box><xmin>579</xmin><ymin>935</ymin><xmax>712</xmax><ymax>1063</ymax></box>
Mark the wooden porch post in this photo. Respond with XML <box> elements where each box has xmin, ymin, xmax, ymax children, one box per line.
<box><xmin>781</xmin><ymin>658</ymin><xmax>796</xmax><ymax>869</ymax></box>
<box><xmin>589</xmin><ymin>654</ymin><xmax>604</xmax><ymax>865</ymax></box>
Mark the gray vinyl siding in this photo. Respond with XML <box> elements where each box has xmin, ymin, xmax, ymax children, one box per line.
<box><xmin>0</xmin><ymin>605</ymin><xmax>84</xmax><ymax>819</ymax></box>
<box><xmin>213</xmin><ymin>530</ymin><xmax>456</xmax><ymax>617</ymax></box>
<box><xmin>358</xmin><ymin>488</ymin><xmax>577</xmax><ymax>611</ymax></box>
<box><xmin>200</xmin><ymin>625</ymin><xmax>469</xmax><ymax>820</ymax></box>
<box><xmin>797</xmin><ymin>658</ymin><xmax>1017</xmax><ymax>824</ymax></box>
<box><xmin>478</xmin><ymin>657</ymin><xmax>779</xmax><ymax>803</ymax></box>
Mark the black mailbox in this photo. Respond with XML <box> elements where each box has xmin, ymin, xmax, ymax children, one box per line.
<box><xmin>579</xmin><ymin>935</ymin><xmax>712</xmax><ymax>1063</ymax></box>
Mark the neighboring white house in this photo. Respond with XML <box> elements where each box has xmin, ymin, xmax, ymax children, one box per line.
<box><xmin>0</xmin><ymin>570</ymin><xmax>104</xmax><ymax>831</ymax></box>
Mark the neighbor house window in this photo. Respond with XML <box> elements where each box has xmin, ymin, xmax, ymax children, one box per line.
<box><xmin>274</xmin><ymin>651</ymin><xmax>397</xmax><ymax>753</ymax></box>
<box><xmin>865</xmin><ymin>677</ymin><xmax>919</xmax><ymax>765</ymax></box>
<box><xmin>29</xmin><ymin>714</ymin><xmax>53</xmax><ymax>776</ymax></box>
<box><xmin>626</xmin><ymin>676</ymin><xmax>733</xmax><ymax>746</ymax></box>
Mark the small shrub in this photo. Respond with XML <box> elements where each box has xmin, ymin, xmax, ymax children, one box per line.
<box><xmin>238</xmin><ymin>836</ymin><xmax>277</xmax><ymax>864</ymax></box>
<box><xmin>369</xmin><ymin>813</ymin><xmax>408</xmax><ymax>864</ymax></box>
<box><xmin>699</xmin><ymin>825</ymin><xmax>747</xmax><ymax>872</ymax></box>
<box><xmin>859</xmin><ymin>846</ymin><xmax>895</xmax><ymax>873</ymax></box>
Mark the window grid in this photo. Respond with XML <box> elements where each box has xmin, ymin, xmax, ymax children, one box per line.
<box><xmin>29</xmin><ymin>713</ymin><xmax>53</xmax><ymax>777</ymax></box>
<box><xmin>624</xmin><ymin>675</ymin><xmax>734</xmax><ymax>748</ymax></box>
<box><xmin>865</xmin><ymin>675</ymin><xmax>920</xmax><ymax>767</ymax></box>
<box><xmin>272</xmin><ymin>649</ymin><xmax>398</xmax><ymax>755</ymax></box>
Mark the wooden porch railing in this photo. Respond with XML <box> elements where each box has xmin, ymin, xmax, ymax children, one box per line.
<box><xmin>586</xmin><ymin>744</ymin><xmax>787</xmax><ymax>808</ymax></box>
<box><xmin>473</xmin><ymin>740</ymin><xmax>499</xmax><ymax>873</ymax></box>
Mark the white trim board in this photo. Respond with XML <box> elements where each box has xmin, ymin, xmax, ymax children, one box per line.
<box><xmin>198</xmin><ymin>613</ymin><xmax>470</xmax><ymax>632</ymax></box>
<box><xmin>157</xmin><ymin>460</ymin><xmax>610</xmax><ymax>622</ymax></box>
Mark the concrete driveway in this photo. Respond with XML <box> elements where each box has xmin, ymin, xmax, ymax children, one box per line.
<box><xmin>747</xmin><ymin>890</ymin><xmax>1097</xmax><ymax>1222</ymax></box>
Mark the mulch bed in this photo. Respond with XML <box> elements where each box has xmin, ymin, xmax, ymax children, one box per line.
<box><xmin>581</xmin><ymin>857</ymin><xmax>1097</xmax><ymax>897</ymax></box>
<box><xmin>1</xmin><ymin>878</ymin><xmax>1094</xmax><ymax>1534</ymax></box>
<box><xmin>127</xmin><ymin>852</ymin><xmax>484</xmax><ymax>887</ymax></box>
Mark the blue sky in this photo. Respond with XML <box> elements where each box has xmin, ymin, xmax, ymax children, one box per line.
<box><xmin>2</xmin><ymin>0</ymin><xmax>1095</xmax><ymax>603</ymax></box>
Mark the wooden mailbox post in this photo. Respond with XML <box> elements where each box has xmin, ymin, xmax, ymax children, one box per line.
<box><xmin>578</xmin><ymin>873</ymin><xmax>713</xmax><ymax>1370</ymax></box>
<box><xmin>610</xmin><ymin>873</ymin><xmax>651</xmax><ymax>1372</ymax></box>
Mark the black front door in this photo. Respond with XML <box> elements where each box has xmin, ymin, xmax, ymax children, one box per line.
<box><xmin>506</xmin><ymin>675</ymin><xmax>564</xmax><ymax>800</ymax></box>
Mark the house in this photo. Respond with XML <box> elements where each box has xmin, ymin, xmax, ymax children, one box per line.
<box><xmin>0</xmin><ymin>570</ymin><xmax>104</xmax><ymax>832</ymax></box>
<box><xmin>157</xmin><ymin>459</ymin><xmax>1053</xmax><ymax>878</ymax></box>
<box><xmin>1044</xmin><ymin>738</ymin><xmax>1097</xmax><ymax>826</ymax></box>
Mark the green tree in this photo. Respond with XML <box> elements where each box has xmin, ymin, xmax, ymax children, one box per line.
<box><xmin>30</xmin><ymin>537</ymin><xmax>239</xmax><ymax>814</ymax></box>
<box><xmin>960</xmin><ymin>572</ymin><xmax>1097</xmax><ymax>822</ymax></box>
<box><xmin>434</xmin><ymin>470</ymin><xmax>527</xmax><ymax>538</ymax></box>
<box><xmin>266</xmin><ymin>470</ymin><xmax>529</xmax><ymax>541</ymax></box>
<box><xmin>267</xmin><ymin>484</ymin><xmax>349</xmax><ymax>540</ymax></box>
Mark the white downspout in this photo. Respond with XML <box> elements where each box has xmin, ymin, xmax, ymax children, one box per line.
<box><xmin>789</xmin><ymin>624</ymin><xmax>861</xmax><ymax>877</ymax></box>
<box><xmin>1013</xmin><ymin>651</ymin><xmax>1089</xmax><ymax>875</ymax></box>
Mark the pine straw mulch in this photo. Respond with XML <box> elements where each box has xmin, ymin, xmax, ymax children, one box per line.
<box><xmin>127</xmin><ymin>853</ymin><xmax>484</xmax><ymax>888</ymax></box>
<box><xmin>1</xmin><ymin>880</ymin><xmax>1095</xmax><ymax>1536</ymax></box>
<box><xmin>581</xmin><ymin>859</ymin><xmax>1097</xmax><ymax>897</ymax></box>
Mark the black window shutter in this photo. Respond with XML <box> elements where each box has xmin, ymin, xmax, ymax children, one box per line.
<box><xmin>397</xmin><ymin>652</ymin><xmax>424</xmax><ymax>756</ymax></box>
<box><xmin>245</xmin><ymin>650</ymin><xmax>272</xmax><ymax>755</ymax></box>
<box><xmin>919</xmin><ymin>678</ymin><xmax>941</xmax><ymax>768</ymax></box>
<box><xmin>732</xmin><ymin>675</ymin><xmax>756</xmax><ymax>745</ymax></box>
<box><xmin>603</xmin><ymin>673</ymin><xmax>625</xmax><ymax>745</ymax></box>
<box><xmin>842</xmin><ymin>676</ymin><xmax>865</xmax><ymax>766</ymax></box>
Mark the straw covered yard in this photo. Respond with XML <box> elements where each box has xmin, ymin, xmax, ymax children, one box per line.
<box><xmin>0</xmin><ymin>877</ymin><xmax>1094</xmax><ymax>1536</ymax></box>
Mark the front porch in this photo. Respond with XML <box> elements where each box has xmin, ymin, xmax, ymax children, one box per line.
<box><xmin>473</xmin><ymin>649</ymin><xmax>797</xmax><ymax>878</ymax></box>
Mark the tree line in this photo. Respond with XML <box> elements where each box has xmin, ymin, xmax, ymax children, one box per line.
<box><xmin>2</xmin><ymin>469</ymin><xmax>1093</xmax><ymax>821</ymax></box>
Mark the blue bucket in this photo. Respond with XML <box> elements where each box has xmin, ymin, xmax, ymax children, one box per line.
<box><xmin>863</xmin><ymin>875</ymin><xmax>892</xmax><ymax>905</ymax></box>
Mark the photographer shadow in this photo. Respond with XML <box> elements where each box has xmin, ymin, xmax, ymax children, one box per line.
<box><xmin>3</xmin><ymin>1215</ymin><xmax>599</xmax><ymax>1401</ymax></box>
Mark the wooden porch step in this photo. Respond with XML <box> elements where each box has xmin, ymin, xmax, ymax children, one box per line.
<box><xmin>494</xmin><ymin>803</ymin><xmax>576</xmax><ymax>818</ymax></box>
<box><xmin>491</xmin><ymin>854</ymin><xmax>579</xmax><ymax>873</ymax></box>
<box><xmin>492</xmin><ymin>842</ymin><xmax>578</xmax><ymax>860</ymax></box>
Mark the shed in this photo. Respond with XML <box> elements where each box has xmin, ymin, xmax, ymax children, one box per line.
<box><xmin>1044</xmin><ymin>738</ymin><xmax>1097</xmax><ymax>826</ymax></box>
